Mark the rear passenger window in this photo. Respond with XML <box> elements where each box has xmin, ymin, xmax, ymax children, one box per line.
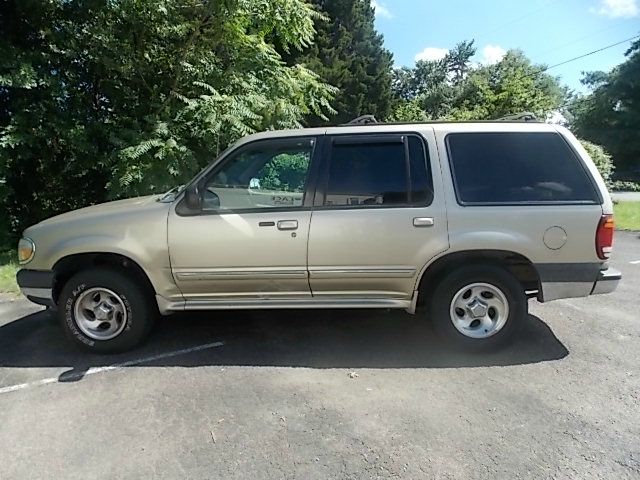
<box><xmin>447</xmin><ymin>132</ymin><xmax>599</xmax><ymax>204</ymax></box>
<box><xmin>324</xmin><ymin>135</ymin><xmax>432</xmax><ymax>207</ymax></box>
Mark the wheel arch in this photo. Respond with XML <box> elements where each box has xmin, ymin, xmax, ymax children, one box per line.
<box><xmin>415</xmin><ymin>249</ymin><xmax>541</xmax><ymax>307</ymax></box>
<box><xmin>52</xmin><ymin>252</ymin><xmax>157</xmax><ymax>305</ymax></box>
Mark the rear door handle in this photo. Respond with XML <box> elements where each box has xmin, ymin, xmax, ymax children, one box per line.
<box><xmin>413</xmin><ymin>217</ymin><xmax>434</xmax><ymax>227</ymax></box>
<box><xmin>277</xmin><ymin>220</ymin><xmax>298</xmax><ymax>231</ymax></box>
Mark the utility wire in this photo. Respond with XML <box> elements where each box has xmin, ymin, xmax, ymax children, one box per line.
<box><xmin>531</xmin><ymin>23</ymin><xmax>620</xmax><ymax>59</ymax></box>
<box><xmin>473</xmin><ymin>0</ymin><xmax>556</xmax><ymax>42</ymax></box>
<box><xmin>531</xmin><ymin>33</ymin><xmax>640</xmax><ymax>77</ymax></box>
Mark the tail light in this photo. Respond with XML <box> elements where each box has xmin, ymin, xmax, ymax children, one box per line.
<box><xmin>596</xmin><ymin>214</ymin><xmax>614</xmax><ymax>259</ymax></box>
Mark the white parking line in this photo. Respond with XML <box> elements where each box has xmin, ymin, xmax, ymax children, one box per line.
<box><xmin>630</xmin><ymin>260</ymin><xmax>640</xmax><ymax>265</ymax></box>
<box><xmin>0</xmin><ymin>341</ymin><xmax>224</xmax><ymax>395</ymax></box>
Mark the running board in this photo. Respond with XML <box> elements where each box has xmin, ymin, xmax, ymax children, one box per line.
<box><xmin>156</xmin><ymin>295</ymin><xmax>413</xmax><ymax>315</ymax></box>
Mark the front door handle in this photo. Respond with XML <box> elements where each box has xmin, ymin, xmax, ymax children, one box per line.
<box><xmin>277</xmin><ymin>220</ymin><xmax>298</xmax><ymax>231</ymax></box>
<box><xmin>413</xmin><ymin>217</ymin><xmax>434</xmax><ymax>227</ymax></box>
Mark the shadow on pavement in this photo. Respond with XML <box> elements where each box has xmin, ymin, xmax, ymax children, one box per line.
<box><xmin>0</xmin><ymin>307</ymin><xmax>568</xmax><ymax>382</ymax></box>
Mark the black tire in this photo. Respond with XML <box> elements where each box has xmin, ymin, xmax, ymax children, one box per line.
<box><xmin>58</xmin><ymin>268</ymin><xmax>156</xmax><ymax>353</ymax></box>
<box><xmin>429</xmin><ymin>264</ymin><xmax>527</xmax><ymax>351</ymax></box>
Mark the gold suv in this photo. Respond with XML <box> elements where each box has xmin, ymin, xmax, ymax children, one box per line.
<box><xmin>16</xmin><ymin>121</ymin><xmax>621</xmax><ymax>353</ymax></box>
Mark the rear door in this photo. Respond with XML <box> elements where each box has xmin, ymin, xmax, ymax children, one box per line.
<box><xmin>307</xmin><ymin>130</ymin><xmax>449</xmax><ymax>300</ymax></box>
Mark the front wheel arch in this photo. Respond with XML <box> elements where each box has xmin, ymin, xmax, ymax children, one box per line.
<box><xmin>52</xmin><ymin>252</ymin><xmax>157</xmax><ymax>307</ymax></box>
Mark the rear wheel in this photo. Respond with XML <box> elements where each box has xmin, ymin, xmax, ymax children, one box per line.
<box><xmin>58</xmin><ymin>268</ymin><xmax>156</xmax><ymax>353</ymax></box>
<box><xmin>429</xmin><ymin>265</ymin><xmax>526</xmax><ymax>351</ymax></box>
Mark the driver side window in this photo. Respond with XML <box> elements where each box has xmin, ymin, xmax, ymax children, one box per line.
<box><xmin>202</xmin><ymin>138</ymin><xmax>314</xmax><ymax>211</ymax></box>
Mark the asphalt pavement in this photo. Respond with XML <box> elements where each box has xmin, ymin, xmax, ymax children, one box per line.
<box><xmin>0</xmin><ymin>232</ymin><xmax>638</xmax><ymax>479</ymax></box>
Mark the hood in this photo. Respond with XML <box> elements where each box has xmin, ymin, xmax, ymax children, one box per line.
<box><xmin>31</xmin><ymin>195</ymin><xmax>162</xmax><ymax>229</ymax></box>
<box><xmin>21</xmin><ymin>194</ymin><xmax>174</xmax><ymax>272</ymax></box>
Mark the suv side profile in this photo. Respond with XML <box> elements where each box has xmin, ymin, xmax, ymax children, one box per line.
<box><xmin>16</xmin><ymin>121</ymin><xmax>621</xmax><ymax>353</ymax></box>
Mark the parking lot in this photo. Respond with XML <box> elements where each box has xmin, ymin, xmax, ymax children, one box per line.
<box><xmin>0</xmin><ymin>231</ymin><xmax>638</xmax><ymax>479</ymax></box>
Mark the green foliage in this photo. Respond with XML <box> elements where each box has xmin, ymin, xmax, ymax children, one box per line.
<box><xmin>390</xmin><ymin>41</ymin><xmax>476</xmax><ymax>120</ymax></box>
<box><xmin>569</xmin><ymin>39</ymin><xmax>640</xmax><ymax>179</ymax></box>
<box><xmin>284</xmin><ymin>0</ymin><xmax>394</xmax><ymax>125</ymax></box>
<box><xmin>448</xmin><ymin>51</ymin><xmax>567</xmax><ymax>120</ymax></box>
<box><xmin>0</xmin><ymin>0</ymin><xmax>335</xmax><ymax>238</ymax></box>
<box><xmin>579</xmin><ymin>139</ymin><xmax>614</xmax><ymax>186</ymax></box>
<box><xmin>611</xmin><ymin>180</ymin><xmax>640</xmax><ymax>192</ymax></box>
<box><xmin>0</xmin><ymin>250</ymin><xmax>19</xmax><ymax>295</ymax></box>
<box><xmin>258</xmin><ymin>153</ymin><xmax>309</xmax><ymax>192</ymax></box>
<box><xmin>390</xmin><ymin>43</ymin><xmax>567</xmax><ymax>122</ymax></box>
<box><xmin>388</xmin><ymin>99</ymin><xmax>430</xmax><ymax>122</ymax></box>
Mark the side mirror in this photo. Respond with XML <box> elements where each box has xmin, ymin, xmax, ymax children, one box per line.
<box><xmin>184</xmin><ymin>183</ymin><xmax>202</xmax><ymax>211</ymax></box>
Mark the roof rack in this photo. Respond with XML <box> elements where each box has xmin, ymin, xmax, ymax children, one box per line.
<box><xmin>337</xmin><ymin>112</ymin><xmax>540</xmax><ymax>127</ymax></box>
<box><xmin>342</xmin><ymin>114</ymin><xmax>378</xmax><ymax>126</ymax></box>
<box><xmin>497</xmin><ymin>112</ymin><xmax>538</xmax><ymax>122</ymax></box>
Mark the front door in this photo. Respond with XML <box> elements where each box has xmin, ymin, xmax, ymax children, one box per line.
<box><xmin>168</xmin><ymin>136</ymin><xmax>318</xmax><ymax>302</ymax></box>
<box><xmin>307</xmin><ymin>130</ymin><xmax>449</xmax><ymax>300</ymax></box>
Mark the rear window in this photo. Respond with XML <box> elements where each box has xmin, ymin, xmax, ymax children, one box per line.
<box><xmin>446</xmin><ymin>132</ymin><xmax>599</xmax><ymax>204</ymax></box>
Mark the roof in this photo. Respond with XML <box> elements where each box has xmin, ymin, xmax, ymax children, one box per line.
<box><xmin>235</xmin><ymin>121</ymin><xmax>560</xmax><ymax>146</ymax></box>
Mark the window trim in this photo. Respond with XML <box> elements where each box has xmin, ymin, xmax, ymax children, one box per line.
<box><xmin>176</xmin><ymin>136</ymin><xmax>320</xmax><ymax>216</ymax></box>
<box><xmin>313</xmin><ymin>132</ymin><xmax>434</xmax><ymax>210</ymax></box>
<box><xmin>444</xmin><ymin>131</ymin><xmax>602</xmax><ymax>207</ymax></box>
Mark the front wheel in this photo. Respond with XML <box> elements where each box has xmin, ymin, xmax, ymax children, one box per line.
<box><xmin>58</xmin><ymin>268</ymin><xmax>156</xmax><ymax>353</ymax></box>
<box><xmin>429</xmin><ymin>265</ymin><xmax>527</xmax><ymax>351</ymax></box>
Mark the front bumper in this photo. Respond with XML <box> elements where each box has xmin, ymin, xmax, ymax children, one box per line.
<box><xmin>591</xmin><ymin>267</ymin><xmax>621</xmax><ymax>295</ymax></box>
<box><xmin>16</xmin><ymin>269</ymin><xmax>56</xmax><ymax>308</ymax></box>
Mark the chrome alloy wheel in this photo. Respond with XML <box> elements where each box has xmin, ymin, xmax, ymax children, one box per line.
<box><xmin>449</xmin><ymin>282</ymin><xmax>510</xmax><ymax>339</ymax></box>
<box><xmin>74</xmin><ymin>287</ymin><xmax>127</xmax><ymax>341</ymax></box>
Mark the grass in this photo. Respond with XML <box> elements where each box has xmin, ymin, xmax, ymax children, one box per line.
<box><xmin>614</xmin><ymin>201</ymin><xmax>640</xmax><ymax>231</ymax></box>
<box><xmin>0</xmin><ymin>250</ymin><xmax>19</xmax><ymax>295</ymax></box>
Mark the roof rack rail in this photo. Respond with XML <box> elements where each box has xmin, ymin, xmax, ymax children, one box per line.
<box><xmin>342</xmin><ymin>114</ymin><xmax>378</xmax><ymax>126</ymax></box>
<box><xmin>497</xmin><ymin>112</ymin><xmax>538</xmax><ymax>122</ymax></box>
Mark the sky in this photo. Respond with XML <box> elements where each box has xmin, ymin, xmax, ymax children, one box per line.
<box><xmin>371</xmin><ymin>0</ymin><xmax>640</xmax><ymax>92</ymax></box>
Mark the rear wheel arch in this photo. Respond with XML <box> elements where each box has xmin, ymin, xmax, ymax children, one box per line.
<box><xmin>415</xmin><ymin>250</ymin><xmax>540</xmax><ymax>307</ymax></box>
<box><xmin>52</xmin><ymin>252</ymin><xmax>157</xmax><ymax>306</ymax></box>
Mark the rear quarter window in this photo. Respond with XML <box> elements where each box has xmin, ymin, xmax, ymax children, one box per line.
<box><xmin>446</xmin><ymin>132</ymin><xmax>599</xmax><ymax>204</ymax></box>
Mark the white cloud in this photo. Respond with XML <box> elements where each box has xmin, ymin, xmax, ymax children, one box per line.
<box><xmin>414</xmin><ymin>47</ymin><xmax>448</xmax><ymax>62</ymax></box>
<box><xmin>480</xmin><ymin>44</ymin><xmax>507</xmax><ymax>65</ymax></box>
<box><xmin>371</xmin><ymin>0</ymin><xmax>393</xmax><ymax>19</ymax></box>
<box><xmin>592</xmin><ymin>0</ymin><xmax>639</xmax><ymax>17</ymax></box>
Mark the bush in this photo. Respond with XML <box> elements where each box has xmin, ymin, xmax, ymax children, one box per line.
<box><xmin>579</xmin><ymin>139</ymin><xmax>614</xmax><ymax>186</ymax></box>
<box><xmin>610</xmin><ymin>180</ymin><xmax>640</xmax><ymax>192</ymax></box>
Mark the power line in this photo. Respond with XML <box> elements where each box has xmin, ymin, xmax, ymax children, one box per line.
<box><xmin>473</xmin><ymin>0</ymin><xmax>556</xmax><ymax>42</ymax></box>
<box><xmin>531</xmin><ymin>23</ymin><xmax>620</xmax><ymax>59</ymax></box>
<box><xmin>533</xmin><ymin>33</ymin><xmax>640</xmax><ymax>76</ymax></box>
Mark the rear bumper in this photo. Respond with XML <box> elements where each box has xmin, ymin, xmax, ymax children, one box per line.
<box><xmin>16</xmin><ymin>269</ymin><xmax>56</xmax><ymax>308</ymax></box>
<box><xmin>590</xmin><ymin>267</ymin><xmax>621</xmax><ymax>295</ymax></box>
<box><xmin>536</xmin><ymin>263</ymin><xmax>621</xmax><ymax>302</ymax></box>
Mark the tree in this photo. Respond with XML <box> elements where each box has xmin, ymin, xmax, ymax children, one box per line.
<box><xmin>390</xmin><ymin>40</ymin><xmax>476</xmax><ymax>119</ymax></box>
<box><xmin>0</xmin><ymin>0</ymin><xmax>335</xmax><ymax>239</ymax></box>
<box><xmin>285</xmin><ymin>0</ymin><xmax>394</xmax><ymax>125</ymax></box>
<box><xmin>569</xmin><ymin>39</ymin><xmax>640</xmax><ymax>178</ymax></box>
<box><xmin>448</xmin><ymin>50</ymin><xmax>567</xmax><ymax>120</ymax></box>
<box><xmin>390</xmin><ymin>45</ymin><xmax>567</xmax><ymax>122</ymax></box>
